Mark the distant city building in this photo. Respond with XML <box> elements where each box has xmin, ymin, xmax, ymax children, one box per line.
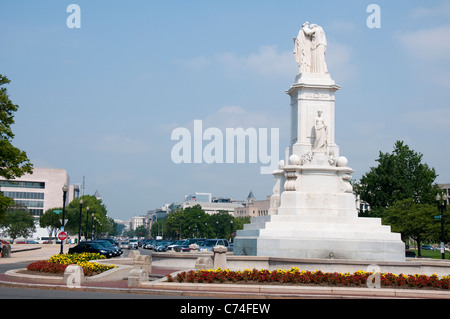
<box><xmin>234</xmin><ymin>191</ymin><xmax>270</xmax><ymax>218</ymax></box>
<box><xmin>182</xmin><ymin>192</ymin><xmax>244</xmax><ymax>215</ymax></box>
<box><xmin>130</xmin><ymin>215</ymin><xmax>146</xmax><ymax>231</ymax></box>
<box><xmin>0</xmin><ymin>167</ymin><xmax>72</xmax><ymax>220</ymax></box>
<box><xmin>114</xmin><ymin>219</ymin><xmax>130</xmax><ymax>233</ymax></box>
<box><xmin>184</xmin><ymin>192</ymin><xmax>212</xmax><ymax>203</ymax></box>
<box><xmin>0</xmin><ymin>167</ymin><xmax>78</xmax><ymax>239</ymax></box>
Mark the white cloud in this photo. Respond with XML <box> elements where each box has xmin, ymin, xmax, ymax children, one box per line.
<box><xmin>395</xmin><ymin>25</ymin><xmax>450</xmax><ymax>87</ymax></box>
<box><xmin>202</xmin><ymin>105</ymin><xmax>285</xmax><ymax>131</ymax></box>
<box><xmin>409</xmin><ymin>2</ymin><xmax>450</xmax><ymax>19</ymax></box>
<box><xmin>215</xmin><ymin>45</ymin><xmax>296</xmax><ymax>77</ymax></box>
<box><xmin>403</xmin><ymin>108</ymin><xmax>450</xmax><ymax>132</ymax></box>
<box><xmin>326</xmin><ymin>41</ymin><xmax>357</xmax><ymax>83</ymax></box>
<box><xmin>395</xmin><ymin>25</ymin><xmax>450</xmax><ymax>61</ymax></box>
<box><xmin>92</xmin><ymin>133</ymin><xmax>151</xmax><ymax>154</ymax></box>
<box><xmin>179</xmin><ymin>42</ymin><xmax>356</xmax><ymax>83</ymax></box>
<box><xmin>177</xmin><ymin>45</ymin><xmax>295</xmax><ymax>78</ymax></box>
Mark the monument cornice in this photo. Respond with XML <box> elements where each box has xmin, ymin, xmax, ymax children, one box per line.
<box><xmin>286</xmin><ymin>82</ymin><xmax>341</xmax><ymax>95</ymax></box>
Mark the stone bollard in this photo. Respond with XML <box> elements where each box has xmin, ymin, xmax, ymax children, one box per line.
<box><xmin>128</xmin><ymin>249</ymin><xmax>140</xmax><ymax>260</ymax></box>
<box><xmin>213</xmin><ymin>245</ymin><xmax>228</xmax><ymax>269</ymax></box>
<box><xmin>195</xmin><ymin>256</ymin><xmax>214</xmax><ymax>270</ymax></box>
<box><xmin>134</xmin><ymin>254</ymin><xmax>152</xmax><ymax>274</ymax></box>
<box><xmin>127</xmin><ymin>268</ymin><xmax>148</xmax><ymax>287</ymax></box>
<box><xmin>189</xmin><ymin>243</ymin><xmax>199</xmax><ymax>252</ymax></box>
<box><xmin>64</xmin><ymin>265</ymin><xmax>85</xmax><ymax>288</ymax></box>
<box><xmin>1</xmin><ymin>243</ymin><xmax>11</xmax><ymax>258</ymax></box>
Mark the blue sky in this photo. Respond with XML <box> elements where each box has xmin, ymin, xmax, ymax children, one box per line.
<box><xmin>1</xmin><ymin>1</ymin><xmax>449</xmax><ymax>220</ymax></box>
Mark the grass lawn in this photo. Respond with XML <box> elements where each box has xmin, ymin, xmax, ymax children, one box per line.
<box><xmin>411</xmin><ymin>249</ymin><xmax>450</xmax><ymax>259</ymax></box>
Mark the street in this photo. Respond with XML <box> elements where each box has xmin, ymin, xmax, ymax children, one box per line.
<box><xmin>0</xmin><ymin>285</ymin><xmax>171</xmax><ymax>299</ymax></box>
<box><xmin>0</xmin><ymin>247</ymin><xmax>191</xmax><ymax>299</ymax></box>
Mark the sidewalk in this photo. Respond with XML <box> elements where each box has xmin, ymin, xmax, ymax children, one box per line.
<box><xmin>1</xmin><ymin>244</ymin><xmax>63</xmax><ymax>264</ymax></box>
<box><xmin>2</xmin><ymin>245</ymin><xmax>450</xmax><ymax>299</ymax></box>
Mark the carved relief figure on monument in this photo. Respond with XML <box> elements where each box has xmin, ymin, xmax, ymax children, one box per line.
<box><xmin>313</xmin><ymin>110</ymin><xmax>328</xmax><ymax>152</ymax></box>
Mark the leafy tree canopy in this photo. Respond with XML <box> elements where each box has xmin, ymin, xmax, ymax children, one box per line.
<box><xmin>1</xmin><ymin>209</ymin><xmax>35</xmax><ymax>240</ymax></box>
<box><xmin>355</xmin><ymin>141</ymin><xmax>439</xmax><ymax>213</ymax></box>
<box><xmin>0</xmin><ymin>75</ymin><xmax>33</xmax><ymax>221</ymax></box>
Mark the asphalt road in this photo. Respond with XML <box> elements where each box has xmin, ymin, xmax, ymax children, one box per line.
<box><xmin>0</xmin><ymin>285</ymin><xmax>175</xmax><ymax>299</ymax></box>
<box><xmin>0</xmin><ymin>248</ymin><xmax>191</xmax><ymax>299</ymax></box>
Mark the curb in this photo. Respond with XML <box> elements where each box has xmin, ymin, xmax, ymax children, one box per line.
<box><xmin>2</xmin><ymin>271</ymin><xmax>450</xmax><ymax>299</ymax></box>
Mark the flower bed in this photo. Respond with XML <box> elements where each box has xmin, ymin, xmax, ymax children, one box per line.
<box><xmin>27</xmin><ymin>253</ymin><xmax>117</xmax><ymax>276</ymax></box>
<box><xmin>166</xmin><ymin>267</ymin><xmax>450</xmax><ymax>290</ymax></box>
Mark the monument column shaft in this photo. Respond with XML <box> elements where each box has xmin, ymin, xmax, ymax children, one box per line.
<box><xmin>286</xmin><ymin>77</ymin><xmax>340</xmax><ymax>160</ymax></box>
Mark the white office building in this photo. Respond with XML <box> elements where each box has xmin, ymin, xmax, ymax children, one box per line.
<box><xmin>0</xmin><ymin>167</ymin><xmax>73</xmax><ymax>239</ymax></box>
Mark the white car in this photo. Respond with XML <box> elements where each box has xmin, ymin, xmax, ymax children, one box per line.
<box><xmin>128</xmin><ymin>240</ymin><xmax>138</xmax><ymax>249</ymax></box>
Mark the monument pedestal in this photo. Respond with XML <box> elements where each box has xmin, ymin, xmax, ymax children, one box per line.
<box><xmin>234</xmin><ymin>67</ymin><xmax>405</xmax><ymax>262</ymax></box>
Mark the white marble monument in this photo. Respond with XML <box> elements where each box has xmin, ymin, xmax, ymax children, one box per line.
<box><xmin>234</xmin><ymin>23</ymin><xmax>405</xmax><ymax>262</ymax></box>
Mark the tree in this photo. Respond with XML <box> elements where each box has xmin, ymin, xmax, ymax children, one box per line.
<box><xmin>39</xmin><ymin>208</ymin><xmax>62</xmax><ymax>240</ymax></box>
<box><xmin>209</xmin><ymin>211</ymin><xmax>234</xmax><ymax>239</ymax></box>
<box><xmin>154</xmin><ymin>205</ymin><xmax>252</xmax><ymax>241</ymax></box>
<box><xmin>0</xmin><ymin>75</ymin><xmax>33</xmax><ymax>220</ymax></box>
<box><xmin>355</xmin><ymin>141</ymin><xmax>439</xmax><ymax>215</ymax></box>
<box><xmin>135</xmin><ymin>225</ymin><xmax>149</xmax><ymax>239</ymax></box>
<box><xmin>63</xmin><ymin>195</ymin><xmax>109</xmax><ymax>238</ymax></box>
<box><xmin>383</xmin><ymin>199</ymin><xmax>439</xmax><ymax>257</ymax></box>
<box><xmin>180</xmin><ymin>205</ymin><xmax>214</xmax><ymax>238</ymax></box>
<box><xmin>1</xmin><ymin>209</ymin><xmax>35</xmax><ymax>241</ymax></box>
<box><xmin>150</xmin><ymin>219</ymin><xmax>166</xmax><ymax>238</ymax></box>
<box><xmin>0</xmin><ymin>195</ymin><xmax>13</xmax><ymax>224</ymax></box>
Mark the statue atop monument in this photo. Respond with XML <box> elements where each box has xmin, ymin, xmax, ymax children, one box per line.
<box><xmin>293</xmin><ymin>22</ymin><xmax>328</xmax><ymax>74</ymax></box>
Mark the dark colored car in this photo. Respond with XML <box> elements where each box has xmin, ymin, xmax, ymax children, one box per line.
<box><xmin>91</xmin><ymin>239</ymin><xmax>123</xmax><ymax>256</ymax></box>
<box><xmin>68</xmin><ymin>242</ymin><xmax>115</xmax><ymax>258</ymax></box>
<box><xmin>101</xmin><ymin>238</ymin><xmax>120</xmax><ymax>247</ymax></box>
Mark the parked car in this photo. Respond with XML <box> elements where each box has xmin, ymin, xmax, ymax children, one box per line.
<box><xmin>421</xmin><ymin>245</ymin><xmax>434</xmax><ymax>251</ymax></box>
<box><xmin>199</xmin><ymin>239</ymin><xmax>231</xmax><ymax>252</ymax></box>
<box><xmin>101</xmin><ymin>238</ymin><xmax>120</xmax><ymax>247</ymax></box>
<box><xmin>171</xmin><ymin>238</ymin><xmax>206</xmax><ymax>252</ymax></box>
<box><xmin>405</xmin><ymin>250</ymin><xmax>416</xmax><ymax>258</ymax></box>
<box><xmin>120</xmin><ymin>241</ymin><xmax>129</xmax><ymax>249</ymax></box>
<box><xmin>142</xmin><ymin>239</ymin><xmax>154</xmax><ymax>249</ymax></box>
<box><xmin>68</xmin><ymin>242</ymin><xmax>115</xmax><ymax>258</ymax></box>
<box><xmin>91</xmin><ymin>239</ymin><xmax>123</xmax><ymax>256</ymax></box>
<box><xmin>167</xmin><ymin>240</ymin><xmax>188</xmax><ymax>252</ymax></box>
<box><xmin>128</xmin><ymin>239</ymin><xmax>138</xmax><ymax>249</ymax></box>
<box><xmin>154</xmin><ymin>241</ymin><xmax>172</xmax><ymax>252</ymax></box>
<box><xmin>145</xmin><ymin>239</ymin><xmax>163</xmax><ymax>250</ymax></box>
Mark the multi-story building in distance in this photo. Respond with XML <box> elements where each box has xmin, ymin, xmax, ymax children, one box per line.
<box><xmin>0</xmin><ymin>167</ymin><xmax>74</xmax><ymax>239</ymax></box>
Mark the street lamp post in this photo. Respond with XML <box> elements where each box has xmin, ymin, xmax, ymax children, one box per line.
<box><xmin>91</xmin><ymin>212</ymin><xmax>95</xmax><ymax>240</ymax></box>
<box><xmin>230</xmin><ymin>220</ymin><xmax>234</xmax><ymax>242</ymax></box>
<box><xmin>85</xmin><ymin>206</ymin><xmax>89</xmax><ymax>241</ymax></box>
<box><xmin>78</xmin><ymin>199</ymin><xmax>83</xmax><ymax>243</ymax></box>
<box><xmin>60</xmin><ymin>185</ymin><xmax>68</xmax><ymax>254</ymax></box>
<box><xmin>436</xmin><ymin>193</ymin><xmax>448</xmax><ymax>260</ymax></box>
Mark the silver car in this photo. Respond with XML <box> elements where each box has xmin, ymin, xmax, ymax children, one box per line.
<box><xmin>128</xmin><ymin>240</ymin><xmax>138</xmax><ymax>249</ymax></box>
<box><xmin>199</xmin><ymin>239</ymin><xmax>230</xmax><ymax>252</ymax></box>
